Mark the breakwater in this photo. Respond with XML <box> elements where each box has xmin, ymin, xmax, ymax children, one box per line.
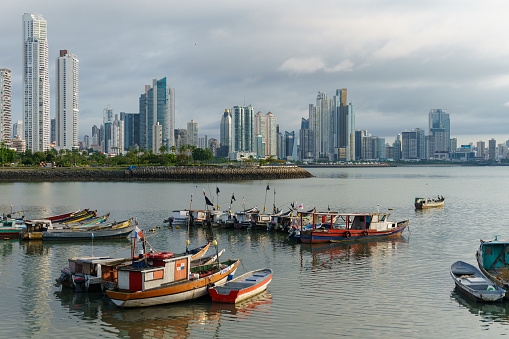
<box><xmin>0</xmin><ymin>165</ymin><xmax>313</xmax><ymax>182</ymax></box>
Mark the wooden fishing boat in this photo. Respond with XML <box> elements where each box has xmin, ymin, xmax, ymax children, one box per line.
<box><xmin>44</xmin><ymin>209</ymin><xmax>93</xmax><ymax>223</ymax></box>
<box><xmin>21</xmin><ymin>218</ymin><xmax>136</xmax><ymax>240</ymax></box>
<box><xmin>414</xmin><ymin>196</ymin><xmax>445</xmax><ymax>209</ymax></box>
<box><xmin>299</xmin><ymin>210</ymin><xmax>408</xmax><ymax>244</ymax></box>
<box><xmin>55</xmin><ymin>243</ymin><xmax>213</xmax><ymax>292</ymax></box>
<box><xmin>191</xmin><ymin>249</ymin><xmax>225</xmax><ymax>268</ymax></box>
<box><xmin>51</xmin><ymin>214</ymin><xmax>110</xmax><ymax>230</ymax></box>
<box><xmin>105</xmin><ymin>255</ymin><xmax>240</xmax><ymax>307</ymax></box>
<box><xmin>450</xmin><ymin>261</ymin><xmax>505</xmax><ymax>302</ymax></box>
<box><xmin>476</xmin><ymin>237</ymin><xmax>509</xmax><ymax>297</ymax></box>
<box><xmin>0</xmin><ymin>218</ymin><xmax>26</xmax><ymax>239</ymax></box>
<box><xmin>209</xmin><ymin>268</ymin><xmax>272</xmax><ymax>303</ymax></box>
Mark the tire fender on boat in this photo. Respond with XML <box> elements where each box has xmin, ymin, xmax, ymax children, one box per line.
<box><xmin>363</xmin><ymin>231</ymin><xmax>368</xmax><ymax>236</ymax></box>
<box><xmin>345</xmin><ymin>231</ymin><xmax>351</xmax><ymax>238</ymax></box>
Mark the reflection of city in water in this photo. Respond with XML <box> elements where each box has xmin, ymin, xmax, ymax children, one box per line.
<box><xmin>54</xmin><ymin>289</ymin><xmax>273</xmax><ymax>338</ymax></box>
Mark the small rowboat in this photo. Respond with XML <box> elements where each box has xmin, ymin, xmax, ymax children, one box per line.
<box><xmin>450</xmin><ymin>261</ymin><xmax>505</xmax><ymax>302</ymax></box>
<box><xmin>209</xmin><ymin>268</ymin><xmax>272</xmax><ymax>303</ymax></box>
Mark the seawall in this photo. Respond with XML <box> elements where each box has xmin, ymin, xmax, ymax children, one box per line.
<box><xmin>0</xmin><ymin>165</ymin><xmax>313</xmax><ymax>182</ymax></box>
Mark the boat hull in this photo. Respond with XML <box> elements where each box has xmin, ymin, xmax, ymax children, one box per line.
<box><xmin>209</xmin><ymin>269</ymin><xmax>272</xmax><ymax>303</ymax></box>
<box><xmin>106</xmin><ymin>260</ymin><xmax>239</xmax><ymax>308</ymax></box>
<box><xmin>41</xmin><ymin>223</ymin><xmax>135</xmax><ymax>240</ymax></box>
<box><xmin>300</xmin><ymin>221</ymin><xmax>408</xmax><ymax>244</ymax></box>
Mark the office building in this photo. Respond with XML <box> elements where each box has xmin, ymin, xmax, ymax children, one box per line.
<box><xmin>0</xmin><ymin>69</ymin><xmax>11</xmax><ymax>144</ymax></box>
<box><xmin>23</xmin><ymin>13</ymin><xmax>50</xmax><ymax>151</ymax></box>
<box><xmin>139</xmin><ymin>78</ymin><xmax>174</xmax><ymax>151</ymax></box>
<box><xmin>120</xmin><ymin>112</ymin><xmax>140</xmax><ymax>151</ymax></box>
<box><xmin>55</xmin><ymin>50</ymin><xmax>79</xmax><ymax>150</ymax></box>
<box><xmin>429</xmin><ymin>109</ymin><xmax>450</xmax><ymax>152</ymax></box>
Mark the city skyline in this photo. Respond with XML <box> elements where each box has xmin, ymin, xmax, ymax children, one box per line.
<box><xmin>3</xmin><ymin>3</ymin><xmax>509</xmax><ymax>147</ymax></box>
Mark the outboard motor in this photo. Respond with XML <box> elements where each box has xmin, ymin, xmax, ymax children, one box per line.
<box><xmin>55</xmin><ymin>268</ymin><xmax>71</xmax><ymax>287</ymax></box>
<box><xmin>73</xmin><ymin>273</ymin><xmax>87</xmax><ymax>292</ymax></box>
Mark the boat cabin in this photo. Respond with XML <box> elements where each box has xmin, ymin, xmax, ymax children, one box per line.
<box><xmin>302</xmin><ymin>212</ymin><xmax>395</xmax><ymax>231</ymax></box>
<box><xmin>479</xmin><ymin>241</ymin><xmax>509</xmax><ymax>270</ymax></box>
<box><xmin>116</xmin><ymin>254</ymin><xmax>192</xmax><ymax>292</ymax></box>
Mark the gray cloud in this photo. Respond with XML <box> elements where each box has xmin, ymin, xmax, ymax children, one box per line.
<box><xmin>3</xmin><ymin>0</ymin><xmax>509</xmax><ymax>147</ymax></box>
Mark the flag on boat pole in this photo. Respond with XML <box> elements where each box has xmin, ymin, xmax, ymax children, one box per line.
<box><xmin>205</xmin><ymin>196</ymin><xmax>214</xmax><ymax>206</ymax></box>
<box><xmin>298</xmin><ymin>204</ymin><xmax>303</xmax><ymax>209</ymax></box>
<box><xmin>128</xmin><ymin>226</ymin><xmax>144</xmax><ymax>239</ymax></box>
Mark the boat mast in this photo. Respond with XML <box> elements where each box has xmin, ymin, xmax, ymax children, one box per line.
<box><xmin>186</xmin><ymin>194</ymin><xmax>193</xmax><ymax>253</ymax></box>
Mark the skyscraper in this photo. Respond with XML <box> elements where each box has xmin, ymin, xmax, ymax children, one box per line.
<box><xmin>219</xmin><ymin>109</ymin><xmax>232</xmax><ymax>156</ymax></box>
<box><xmin>429</xmin><ymin>109</ymin><xmax>450</xmax><ymax>152</ymax></box>
<box><xmin>0</xmin><ymin>69</ymin><xmax>12</xmax><ymax>145</ymax></box>
<box><xmin>139</xmin><ymin>78</ymin><xmax>174</xmax><ymax>151</ymax></box>
<box><xmin>23</xmin><ymin>13</ymin><xmax>50</xmax><ymax>151</ymax></box>
<box><xmin>232</xmin><ymin>105</ymin><xmax>254</xmax><ymax>152</ymax></box>
<box><xmin>55</xmin><ymin>50</ymin><xmax>79</xmax><ymax>150</ymax></box>
<box><xmin>187</xmin><ymin>120</ymin><xmax>198</xmax><ymax>147</ymax></box>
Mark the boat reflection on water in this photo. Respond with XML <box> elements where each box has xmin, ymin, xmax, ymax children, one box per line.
<box><xmin>451</xmin><ymin>290</ymin><xmax>509</xmax><ymax>325</ymax></box>
<box><xmin>54</xmin><ymin>288</ymin><xmax>273</xmax><ymax>338</ymax></box>
<box><xmin>299</xmin><ymin>237</ymin><xmax>408</xmax><ymax>269</ymax></box>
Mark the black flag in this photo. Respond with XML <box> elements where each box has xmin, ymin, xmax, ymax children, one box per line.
<box><xmin>205</xmin><ymin>196</ymin><xmax>214</xmax><ymax>206</ymax></box>
<box><xmin>266</xmin><ymin>184</ymin><xmax>270</xmax><ymax>191</ymax></box>
<box><xmin>216</xmin><ymin>187</ymin><xmax>220</xmax><ymax>195</ymax></box>
<box><xmin>231</xmin><ymin>193</ymin><xmax>236</xmax><ymax>202</ymax></box>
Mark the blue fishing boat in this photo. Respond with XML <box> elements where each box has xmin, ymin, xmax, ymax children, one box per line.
<box><xmin>476</xmin><ymin>237</ymin><xmax>509</xmax><ymax>296</ymax></box>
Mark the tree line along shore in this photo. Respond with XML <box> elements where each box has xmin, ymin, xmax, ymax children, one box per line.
<box><xmin>0</xmin><ymin>165</ymin><xmax>313</xmax><ymax>182</ymax></box>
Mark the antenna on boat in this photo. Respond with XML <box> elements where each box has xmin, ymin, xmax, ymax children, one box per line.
<box><xmin>213</xmin><ymin>239</ymin><xmax>220</xmax><ymax>270</ymax></box>
<box><xmin>264</xmin><ymin>183</ymin><xmax>270</xmax><ymax>213</ymax></box>
<box><xmin>186</xmin><ymin>194</ymin><xmax>193</xmax><ymax>253</ymax></box>
<box><xmin>377</xmin><ymin>204</ymin><xmax>380</xmax><ymax>214</ymax></box>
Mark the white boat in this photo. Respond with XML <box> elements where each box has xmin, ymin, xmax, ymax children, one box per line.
<box><xmin>450</xmin><ymin>261</ymin><xmax>505</xmax><ymax>302</ymax></box>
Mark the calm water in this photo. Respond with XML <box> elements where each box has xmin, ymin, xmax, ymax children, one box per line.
<box><xmin>1</xmin><ymin>166</ymin><xmax>509</xmax><ymax>338</ymax></box>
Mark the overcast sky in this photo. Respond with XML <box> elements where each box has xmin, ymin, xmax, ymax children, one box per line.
<box><xmin>3</xmin><ymin>0</ymin><xmax>509</xmax><ymax>146</ymax></box>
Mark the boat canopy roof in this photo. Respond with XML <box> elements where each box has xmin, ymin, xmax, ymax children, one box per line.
<box><xmin>299</xmin><ymin>211</ymin><xmax>390</xmax><ymax>217</ymax></box>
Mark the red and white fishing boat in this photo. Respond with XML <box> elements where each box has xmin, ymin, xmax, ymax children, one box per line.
<box><xmin>209</xmin><ymin>268</ymin><xmax>272</xmax><ymax>303</ymax></box>
<box><xmin>105</xmin><ymin>253</ymin><xmax>240</xmax><ymax>307</ymax></box>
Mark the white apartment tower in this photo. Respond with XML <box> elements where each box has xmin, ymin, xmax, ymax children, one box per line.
<box><xmin>55</xmin><ymin>50</ymin><xmax>79</xmax><ymax>150</ymax></box>
<box><xmin>0</xmin><ymin>69</ymin><xmax>12</xmax><ymax>144</ymax></box>
<box><xmin>187</xmin><ymin>120</ymin><xmax>198</xmax><ymax>147</ymax></box>
<box><xmin>23</xmin><ymin>13</ymin><xmax>50</xmax><ymax>151</ymax></box>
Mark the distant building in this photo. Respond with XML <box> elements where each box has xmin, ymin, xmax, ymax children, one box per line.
<box><xmin>139</xmin><ymin>78</ymin><xmax>174</xmax><ymax>151</ymax></box>
<box><xmin>120</xmin><ymin>112</ymin><xmax>140</xmax><ymax>151</ymax></box>
<box><xmin>0</xmin><ymin>69</ymin><xmax>12</xmax><ymax>145</ymax></box>
<box><xmin>219</xmin><ymin>109</ymin><xmax>232</xmax><ymax>157</ymax></box>
<box><xmin>429</xmin><ymin>109</ymin><xmax>450</xmax><ymax>152</ymax></box>
<box><xmin>284</xmin><ymin>131</ymin><xmax>295</xmax><ymax>161</ymax></box>
<box><xmin>174</xmin><ymin>128</ymin><xmax>188</xmax><ymax>150</ymax></box>
<box><xmin>208</xmin><ymin>138</ymin><xmax>219</xmax><ymax>156</ymax></box>
<box><xmin>152</xmin><ymin>122</ymin><xmax>162</xmax><ymax>154</ymax></box>
<box><xmin>23</xmin><ymin>13</ymin><xmax>50</xmax><ymax>151</ymax></box>
<box><xmin>187</xmin><ymin>120</ymin><xmax>198</xmax><ymax>147</ymax></box>
<box><xmin>55</xmin><ymin>50</ymin><xmax>79</xmax><ymax>150</ymax></box>
<box><xmin>232</xmin><ymin>105</ymin><xmax>254</xmax><ymax>153</ymax></box>
<box><xmin>489</xmin><ymin>138</ymin><xmax>497</xmax><ymax>161</ymax></box>
<box><xmin>476</xmin><ymin>141</ymin><xmax>486</xmax><ymax>159</ymax></box>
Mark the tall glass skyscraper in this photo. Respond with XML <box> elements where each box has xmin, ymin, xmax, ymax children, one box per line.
<box><xmin>139</xmin><ymin>78</ymin><xmax>174</xmax><ymax>151</ymax></box>
<box><xmin>232</xmin><ymin>105</ymin><xmax>254</xmax><ymax>152</ymax></box>
<box><xmin>23</xmin><ymin>13</ymin><xmax>50</xmax><ymax>151</ymax></box>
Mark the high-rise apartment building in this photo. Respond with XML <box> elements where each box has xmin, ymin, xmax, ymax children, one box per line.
<box><xmin>489</xmin><ymin>138</ymin><xmax>497</xmax><ymax>161</ymax></box>
<box><xmin>23</xmin><ymin>13</ymin><xmax>50</xmax><ymax>151</ymax></box>
<box><xmin>0</xmin><ymin>69</ymin><xmax>12</xmax><ymax>144</ymax></box>
<box><xmin>139</xmin><ymin>78</ymin><xmax>174</xmax><ymax>151</ymax></box>
<box><xmin>232</xmin><ymin>105</ymin><xmax>254</xmax><ymax>152</ymax></box>
<box><xmin>55</xmin><ymin>50</ymin><xmax>79</xmax><ymax>150</ymax></box>
<box><xmin>187</xmin><ymin>120</ymin><xmax>198</xmax><ymax>147</ymax></box>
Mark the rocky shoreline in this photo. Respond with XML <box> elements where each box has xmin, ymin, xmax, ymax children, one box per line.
<box><xmin>0</xmin><ymin>165</ymin><xmax>313</xmax><ymax>182</ymax></box>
